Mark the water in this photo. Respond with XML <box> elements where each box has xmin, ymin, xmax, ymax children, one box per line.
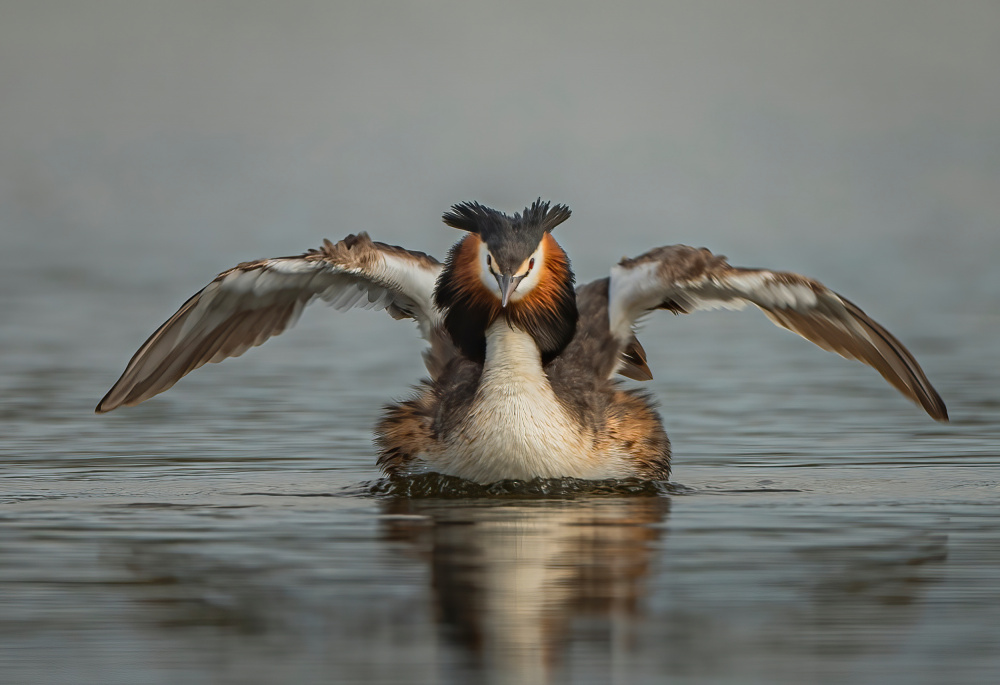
<box><xmin>3</xmin><ymin>2</ymin><xmax>1000</xmax><ymax>683</ymax></box>
<box><xmin>1</xmin><ymin>251</ymin><xmax>998</xmax><ymax>685</ymax></box>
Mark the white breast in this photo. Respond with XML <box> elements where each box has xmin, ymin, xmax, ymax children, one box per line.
<box><xmin>434</xmin><ymin>321</ymin><xmax>627</xmax><ymax>483</ymax></box>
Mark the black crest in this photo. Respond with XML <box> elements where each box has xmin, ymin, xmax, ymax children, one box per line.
<box><xmin>442</xmin><ymin>198</ymin><xmax>571</xmax><ymax>235</ymax></box>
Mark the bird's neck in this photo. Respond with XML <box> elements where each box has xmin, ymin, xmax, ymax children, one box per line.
<box><xmin>482</xmin><ymin>320</ymin><xmax>546</xmax><ymax>380</ymax></box>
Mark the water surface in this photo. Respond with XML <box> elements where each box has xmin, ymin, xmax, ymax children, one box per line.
<box><xmin>1</xmin><ymin>268</ymin><xmax>997</xmax><ymax>685</ymax></box>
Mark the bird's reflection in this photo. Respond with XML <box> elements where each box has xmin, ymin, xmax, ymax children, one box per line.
<box><xmin>103</xmin><ymin>490</ymin><xmax>947</xmax><ymax>683</ymax></box>
<box><xmin>380</xmin><ymin>494</ymin><xmax>671</xmax><ymax>684</ymax></box>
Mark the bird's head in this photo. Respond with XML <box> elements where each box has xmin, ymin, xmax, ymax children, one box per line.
<box><xmin>441</xmin><ymin>198</ymin><xmax>572</xmax><ymax>307</ymax></box>
<box><xmin>435</xmin><ymin>199</ymin><xmax>578</xmax><ymax>363</ymax></box>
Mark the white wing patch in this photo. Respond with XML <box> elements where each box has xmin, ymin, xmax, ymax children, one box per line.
<box><xmin>609</xmin><ymin>259</ymin><xmax>826</xmax><ymax>343</ymax></box>
<box><xmin>722</xmin><ymin>272</ymin><xmax>820</xmax><ymax>309</ymax></box>
<box><xmin>608</xmin><ymin>261</ymin><xmax>665</xmax><ymax>341</ymax></box>
<box><xmin>376</xmin><ymin>251</ymin><xmax>444</xmax><ymax>337</ymax></box>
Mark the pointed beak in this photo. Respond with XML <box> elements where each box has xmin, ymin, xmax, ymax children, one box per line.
<box><xmin>496</xmin><ymin>273</ymin><xmax>521</xmax><ymax>308</ymax></box>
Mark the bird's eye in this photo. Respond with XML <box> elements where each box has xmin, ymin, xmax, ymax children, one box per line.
<box><xmin>486</xmin><ymin>255</ymin><xmax>492</xmax><ymax>268</ymax></box>
<box><xmin>528</xmin><ymin>258</ymin><xmax>535</xmax><ymax>270</ymax></box>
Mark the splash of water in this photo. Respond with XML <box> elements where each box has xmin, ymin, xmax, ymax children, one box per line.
<box><xmin>351</xmin><ymin>472</ymin><xmax>686</xmax><ymax>498</ymax></box>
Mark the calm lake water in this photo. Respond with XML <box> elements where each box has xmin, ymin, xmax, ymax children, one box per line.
<box><xmin>1</xmin><ymin>247</ymin><xmax>998</xmax><ymax>685</ymax></box>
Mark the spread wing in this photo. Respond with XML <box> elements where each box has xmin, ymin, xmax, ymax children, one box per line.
<box><xmin>607</xmin><ymin>245</ymin><xmax>948</xmax><ymax>421</ymax></box>
<box><xmin>96</xmin><ymin>233</ymin><xmax>442</xmax><ymax>413</ymax></box>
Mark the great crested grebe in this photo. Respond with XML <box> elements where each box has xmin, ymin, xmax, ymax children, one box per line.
<box><xmin>97</xmin><ymin>200</ymin><xmax>948</xmax><ymax>482</ymax></box>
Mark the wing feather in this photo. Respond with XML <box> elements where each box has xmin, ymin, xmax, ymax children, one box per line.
<box><xmin>96</xmin><ymin>233</ymin><xmax>442</xmax><ymax>413</ymax></box>
<box><xmin>608</xmin><ymin>245</ymin><xmax>947</xmax><ymax>421</ymax></box>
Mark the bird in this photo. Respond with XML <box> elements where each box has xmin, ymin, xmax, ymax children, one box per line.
<box><xmin>96</xmin><ymin>199</ymin><xmax>948</xmax><ymax>483</ymax></box>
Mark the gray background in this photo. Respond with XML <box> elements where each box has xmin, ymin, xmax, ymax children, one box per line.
<box><xmin>2</xmin><ymin>1</ymin><xmax>998</xmax><ymax>311</ymax></box>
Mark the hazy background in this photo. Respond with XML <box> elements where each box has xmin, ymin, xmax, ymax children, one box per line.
<box><xmin>2</xmin><ymin>0</ymin><xmax>998</xmax><ymax>309</ymax></box>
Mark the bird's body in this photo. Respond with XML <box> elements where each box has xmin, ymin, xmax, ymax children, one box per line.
<box><xmin>97</xmin><ymin>200</ymin><xmax>947</xmax><ymax>483</ymax></box>
<box><xmin>377</xmin><ymin>286</ymin><xmax>670</xmax><ymax>483</ymax></box>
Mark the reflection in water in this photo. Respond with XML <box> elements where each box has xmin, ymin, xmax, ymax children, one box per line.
<box><xmin>55</xmin><ymin>490</ymin><xmax>958</xmax><ymax>684</ymax></box>
<box><xmin>381</xmin><ymin>495</ymin><xmax>671</xmax><ymax>684</ymax></box>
